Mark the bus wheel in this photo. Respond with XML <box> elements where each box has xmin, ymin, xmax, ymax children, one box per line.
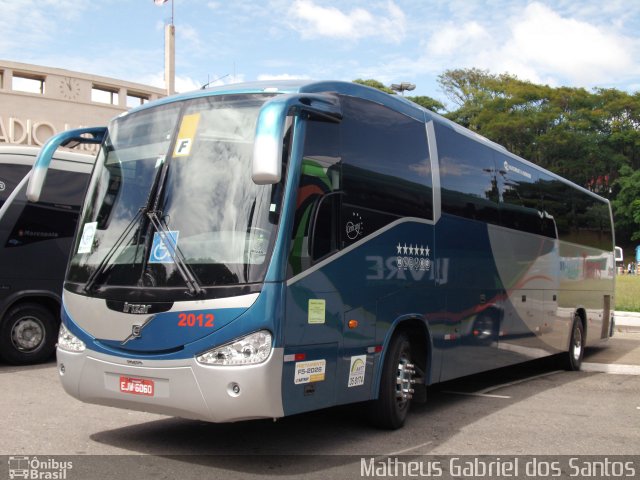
<box><xmin>369</xmin><ymin>332</ymin><xmax>415</xmax><ymax>429</ymax></box>
<box><xmin>0</xmin><ymin>304</ymin><xmax>57</xmax><ymax>365</ymax></box>
<box><xmin>562</xmin><ymin>315</ymin><xmax>584</xmax><ymax>371</ymax></box>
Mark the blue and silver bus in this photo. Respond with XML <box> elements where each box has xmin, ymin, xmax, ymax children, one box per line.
<box><xmin>29</xmin><ymin>81</ymin><xmax>615</xmax><ymax>428</ymax></box>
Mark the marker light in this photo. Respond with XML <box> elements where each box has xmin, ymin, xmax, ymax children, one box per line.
<box><xmin>58</xmin><ymin>323</ymin><xmax>86</xmax><ymax>352</ymax></box>
<box><xmin>196</xmin><ymin>330</ymin><xmax>272</xmax><ymax>366</ymax></box>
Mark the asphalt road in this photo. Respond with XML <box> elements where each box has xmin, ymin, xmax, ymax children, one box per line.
<box><xmin>1</xmin><ymin>332</ymin><xmax>639</xmax><ymax>479</ymax></box>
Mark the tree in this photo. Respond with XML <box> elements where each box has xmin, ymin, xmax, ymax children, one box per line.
<box><xmin>406</xmin><ymin>96</ymin><xmax>445</xmax><ymax>113</ymax></box>
<box><xmin>612</xmin><ymin>165</ymin><xmax>640</xmax><ymax>241</ymax></box>
<box><xmin>353</xmin><ymin>78</ymin><xmax>395</xmax><ymax>95</ymax></box>
<box><xmin>352</xmin><ymin>79</ymin><xmax>445</xmax><ymax>113</ymax></box>
<box><xmin>438</xmin><ymin>67</ymin><xmax>640</xmax><ymax>243</ymax></box>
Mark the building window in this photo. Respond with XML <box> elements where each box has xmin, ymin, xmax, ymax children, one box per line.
<box><xmin>12</xmin><ymin>73</ymin><xmax>46</xmax><ymax>94</ymax></box>
<box><xmin>91</xmin><ymin>85</ymin><xmax>118</xmax><ymax>105</ymax></box>
<box><xmin>126</xmin><ymin>92</ymin><xmax>149</xmax><ymax>108</ymax></box>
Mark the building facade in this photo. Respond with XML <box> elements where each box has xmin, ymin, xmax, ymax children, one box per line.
<box><xmin>0</xmin><ymin>60</ymin><xmax>165</xmax><ymax>150</ymax></box>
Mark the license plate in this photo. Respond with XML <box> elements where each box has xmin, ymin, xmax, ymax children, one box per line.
<box><xmin>119</xmin><ymin>376</ymin><xmax>154</xmax><ymax>396</ymax></box>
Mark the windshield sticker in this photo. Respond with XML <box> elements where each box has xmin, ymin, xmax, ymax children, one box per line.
<box><xmin>173</xmin><ymin>113</ymin><xmax>201</xmax><ymax>157</ymax></box>
<box><xmin>77</xmin><ymin>222</ymin><xmax>98</xmax><ymax>254</ymax></box>
<box><xmin>294</xmin><ymin>359</ymin><xmax>326</xmax><ymax>384</ymax></box>
<box><xmin>348</xmin><ymin>355</ymin><xmax>366</xmax><ymax>388</ymax></box>
<box><xmin>308</xmin><ymin>299</ymin><xmax>326</xmax><ymax>324</ymax></box>
<box><xmin>149</xmin><ymin>230</ymin><xmax>180</xmax><ymax>264</ymax></box>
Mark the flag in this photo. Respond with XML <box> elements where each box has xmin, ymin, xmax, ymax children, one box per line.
<box><xmin>154</xmin><ymin>0</ymin><xmax>168</xmax><ymax>5</ymax></box>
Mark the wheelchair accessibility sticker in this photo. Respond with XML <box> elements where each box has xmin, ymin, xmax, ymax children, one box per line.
<box><xmin>149</xmin><ymin>230</ymin><xmax>179</xmax><ymax>264</ymax></box>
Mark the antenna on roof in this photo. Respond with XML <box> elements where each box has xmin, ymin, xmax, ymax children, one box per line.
<box><xmin>201</xmin><ymin>74</ymin><xmax>230</xmax><ymax>90</ymax></box>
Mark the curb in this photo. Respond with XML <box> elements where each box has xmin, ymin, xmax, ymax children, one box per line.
<box><xmin>614</xmin><ymin>311</ymin><xmax>640</xmax><ymax>333</ymax></box>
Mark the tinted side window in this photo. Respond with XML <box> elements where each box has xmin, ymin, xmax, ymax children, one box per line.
<box><xmin>6</xmin><ymin>169</ymin><xmax>89</xmax><ymax>248</ymax></box>
<box><xmin>0</xmin><ymin>163</ymin><xmax>30</xmax><ymax>208</ymax></box>
<box><xmin>539</xmin><ymin>173</ymin><xmax>612</xmax><ymax>250</ymax></box>
<box><xmin>539</xmin><ymin>173</ymin><xmax>568</xmax><ymax>239</ymax></box>
<box><xmin>288</xmin><ymin>120</ymin><xmax>341</xmax><ymax>277</ymax></box>
<box><xmin>436</xmin><ymin>123</ymin><xmax>499</xmax><ymax>223</ymax></box>
<box><xmin>340</xmin><ymin>96</ymin><xmax>432</xmax><ymax>247</ymax></box>
<box><xmin>571</xmin><ymin>190</ymin><xmax>613</xmax><ymax>251</ymax></box>
<box><xmin>497</xmin><ymin>154</ymin><xmax>545</xmax><ymax>236</ymax></box>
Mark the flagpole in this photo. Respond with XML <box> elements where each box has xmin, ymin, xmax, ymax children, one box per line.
<box><xmin>155</xmin><ymin>0</ymin><xmax>175</xmax><ymax>95</ymax></box>
<box><xmin>166</xmin><ymin>0</ymin><xmax>175</xmax><ymax>95</ymax></box>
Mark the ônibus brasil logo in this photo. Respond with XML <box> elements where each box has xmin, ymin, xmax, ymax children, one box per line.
<box><xmin>8</xmin><ymin>456</ymin><xmax>73</xmax><ymax>479</ymax></box>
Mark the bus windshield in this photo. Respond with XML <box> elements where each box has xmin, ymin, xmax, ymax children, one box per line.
<box><xmin>67</xmin><ymin>93</ymin><xmax>283</xmax><ymax>297</ymax></box>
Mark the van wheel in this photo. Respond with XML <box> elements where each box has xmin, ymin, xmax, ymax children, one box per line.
<box><xmin>369</xmin><ymin>332</ymin><xmax>415</xmax><ymax>429</ymax></box>
<box><xmin>562</xmin><ymin>315</ymin><xmax>584</xmax><ymax>371</ymax></box>
<box><xmin>0</xmin><ymin>304</ymin><xmax>57</xmax><ymax>365</ymax></box>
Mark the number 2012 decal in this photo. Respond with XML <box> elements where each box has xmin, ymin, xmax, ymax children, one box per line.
<box><xmin>177</xmin><ymin>313</ymin><xmax>214</xmax><ymax>328</ymax></box>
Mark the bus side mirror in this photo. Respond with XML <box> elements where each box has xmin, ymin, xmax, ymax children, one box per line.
<box><xmin>252</xmin><ymin>93</ymin><xmax>341</xmax><ymax>185</ymax></box>
<box><xmin>26</xmin><ymin>127</ymin><xmax>106</xmax><ymax>203</ymax></box>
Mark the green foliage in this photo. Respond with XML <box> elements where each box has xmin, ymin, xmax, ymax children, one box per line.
<box><xmin>615</xmin><ymin>275</ymin><xmax>640</xmax><ymax>312</ymax></box>
<box><xmin>406</xmin><ymin>96</ymin><xmax>445</xmax><ymax>113</ymax></box>
<box><xmin>353</xmin><ymin>78</ymin><xmax>396</xmax><ymax>95</ymax></box>
<box><xmin>437</xmin><ymin>68</ymin><xmax>640</xmax><ymax>245</ymax></box>
<box><xmin>352</xmin><ymin>71</ymin><xmax>640</xmax><ymax>243</ymax></box>
<box><xmin>612</xmin><ymin>165</ymin><xmax>640</xmax><ymax>241</ymax></box>
<box><xmin>353</xmin><ymin>79</ymin><xmax>444</xmax><ymax>113</ymax></box>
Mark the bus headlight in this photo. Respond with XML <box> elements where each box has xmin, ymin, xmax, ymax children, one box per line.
<box><xmin>196</xmin><ymin>330</ymin><xmax>272</xmax><ymax>366</ymax></box>
<box><xmin>58</xmin><ymin>323</ymin><xmax>86</xmax><ymax>352</ymax></box>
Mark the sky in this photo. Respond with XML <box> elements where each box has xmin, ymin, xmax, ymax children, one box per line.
<box><xmin>1</xmin><ymin>0</ymin><xmax>639</xmax><ymax>108</ymax></box>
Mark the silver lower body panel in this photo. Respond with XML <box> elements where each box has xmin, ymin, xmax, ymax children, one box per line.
<box><xmin>57</xmin><ymin>348</ymin><xmax>285</xmax><ymax>423</ymax></box>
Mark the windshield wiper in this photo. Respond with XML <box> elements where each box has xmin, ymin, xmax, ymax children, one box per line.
<box><xmin>83</xmin><ymin>207</ymin><xmax>145</xmax><ymax>294</ymax></box>
<box><xmin>146</xmin><ymin>210</ymin><xmax>205</xmax><ymax>296</ymax></box>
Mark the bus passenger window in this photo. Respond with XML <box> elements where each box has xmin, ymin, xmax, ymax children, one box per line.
<box><xmin>6</xmin><ymin>169</ymin><xmax>89</xmax><ymax>248</ymax></box>
<box><xmin>496</xmin><ymin>154</ymin><xmax>543</xmax><ymax>236</ymax></box>
<box><xmin>340</xmin><ymin>95</ymin><xmax>432</xmax><ymax>244</ymax></box>
<box><xmin>436</xmin><ymin>123</ymin><xmax>499</xmax><ymax>224</ymax></box>
<box><xmin>0</xmin><ymin>164</ymin><xmax>30</xmax><ymax>209</ymax></box>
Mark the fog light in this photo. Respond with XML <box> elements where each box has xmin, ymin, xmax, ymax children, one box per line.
<box><xmin>227</xmin><ymin>382</ymin><xmax>241</xmax><ymax>397</ymax></box>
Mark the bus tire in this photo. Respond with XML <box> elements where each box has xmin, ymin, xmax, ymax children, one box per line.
<box><xmin>562</xmin><ymin>315</ymin><xmax>584</xmax><ymax>371</ymax></box>
<box><xmin>0</xmin><ymin>303</ymin><xmax>57</xmax><ymax>365</ymax></box>
<box><xmin>369</xmin><ymin>332</ymin><xmax>415</xmax><ymax>430</ymax></box>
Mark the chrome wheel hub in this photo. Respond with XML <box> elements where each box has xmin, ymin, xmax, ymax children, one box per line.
<box><xmin>11</xmin><ymin>317</ymin><xmax>45</xmax><ymax>352</ymax></box>
<box><xmin>395</xmin><ymin>356</ymin><xmax>416</xmax><ymax>405</ymax></box>
<box><xmin>572</xmin><ymin>326</ymin><xmax>583</xmax><ymax>362</ymax></box>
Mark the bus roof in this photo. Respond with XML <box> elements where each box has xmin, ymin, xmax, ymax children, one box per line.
<box><xmin>123</xmin><ymin>80</ymin><xmax>609</xmax><ymax>206</ymax></box>
<box><xmin>0</xmin><ymin>144</ymin><xmax>94</xmax><ymax>164</ymax></box>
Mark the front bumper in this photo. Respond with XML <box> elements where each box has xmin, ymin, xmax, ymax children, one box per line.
<box><xmin>57</xmin><ymin>347</ymin><xmax>285</xmax><ymax>422</ymax></box>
